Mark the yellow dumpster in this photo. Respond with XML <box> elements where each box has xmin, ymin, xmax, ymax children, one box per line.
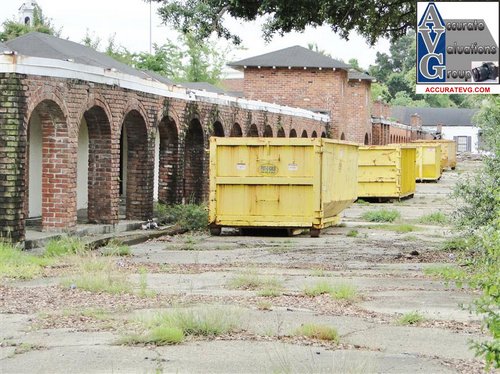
<box><xmin>358</xmin><ymin>145</ymin><xmax>416</xmax><ymax>200</ymax></box>
<box><xmin>209</xmin><ymin>137</ymin><xmax>359</xmax><ymax>237</ymax></box>
<box><xmin>414</xmin><ymin>143</ymin><xmax>442</xmax><ymax>181</ymax></box>
<box><xmin>413</xmin><ymin>140</ymin><xmax>457</xmax><ymax>170</ymax></box>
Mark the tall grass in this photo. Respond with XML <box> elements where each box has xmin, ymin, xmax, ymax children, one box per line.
<box><xmin>362</xmin><ymin>209</ymin><xmax>400</xmax><ymax>223</ymax></box>
<box><xmin>0</xmin><ymin>241</ymin><xmax>54</xmax><ymax>280</ymax></box>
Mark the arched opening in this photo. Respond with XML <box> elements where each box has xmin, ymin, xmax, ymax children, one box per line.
<box><xmin>247</xmin><ymin>124</ymin><xmax>259</xmax><ymax>137</ymax></box>
<box><xmin>230</xmin><ymin>123</ymin><xmax>242</xmax><ymax>137</ymax></box>
<box><xmin>120</xmin><ymin>110</ymin><xmax>150</xmax><ymax>220</ymax></box>
<box><xmin>277</xmin><ymin>128</ymin><xmax>285</xmax><ymax>137</ymax></box>
<box><xmin>26</xmin><ymin>100</ymin><xmax>74</xmax><ymax>231</ymax></box>
<box><xmin>184</xmin><ymin>118</ymin><xmax>205</xmax><ymax>204</ymax></box>
<box><xmin>312</xmin><ymin>131</ymin><xmax>318</xmax><ymax>138</ymax></box>
<box><xmin>213</xmin><ymin>121</ymin><xmax>224</xmax><ymax>137</ymax></box>
<box><xmin>301</xmin><ymin>130</ymin><xmax>308</xmax><ymax>138</ymax></box>
<box><xmin>364</xmin><ymin>133</ymin><xmax>369</xmax><ymax>145</ymax></box>
<box><xmin>157</xmin><ymin>117</ymin><xmax>179</xmax><ymax>205</ymax></box>
<box><xmin>289</xmin><ymin>129</ymin><xmax>297</xmax><ymax>138</ymax></box>
<box><xmin>79</xmin><ymin>106</ymin><xmax>113</xmax><ymax>224</ymax></box>
<box><xmin>24</xmin><ymin>16</ymin><xmax>30</xmax><ymax>25</ymax></box>
<box><xmin>263</xmin><ymin>125</ymin><xmax>273</xmax><ymax>137</ymax></box>
<box><xmin>340</xmin><ymin>132</ymin><xmax>346</xmax><ymax>140</ymax></box>
<box><xmin>321</xmin><ymin>132</ymin><xmax>326</xmax><ymax>138</ymax></box>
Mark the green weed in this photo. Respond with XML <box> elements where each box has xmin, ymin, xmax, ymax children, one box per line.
<box><xmin>101</xmin><ymin>239</ymin><xmax>130</xmax><ymax>256</ymax></box>
<box><xmin>330</xmin><ymin>283</ymin><xmax>358</xmax><ymax>301</ymax></box>
<box><xmin>441</xmin><ymin>237</ymin><xmax>469</xmax><ymax>251</ymax></box>
<box><xmin>44</xmin><ymin>236</ymin><xmax>87</xmax><ymax>257</ymax></box>
<box><xmin>154</xmin><ymin>203</ymin><xmax>208</xmax><ymax>231</ymax></box>
<box><xmin>0</xmin><ymin>241</ymin><xmax>54</xmax><ymax>280</ymax></box>
<box><xmin>418</xmin><ymin>212</ymin><xmax>449</xmax><ymax>225</ymax></box>
<box><xmin>303</xmin><ymin>281</ymin><xmax>334</xmax><ymax>297</ymax></box>
<box><xmin>398</xmin><ymin>311</ymin><xmax>425</xmax><ymax>325</ymax></box>
<box><xmin>294</xmin><ymin>323</ymin><xmax>339</xmax><ymax>342</ymax></box>
<box><xmin>362</xmin><ymin>209</ymin><xmax>401</xmax><ymax>222</ymax></box>
<box><xmin>346</xmin><ymin>229</ymin><xmax>359</xmax><ymax>237</ymax></box>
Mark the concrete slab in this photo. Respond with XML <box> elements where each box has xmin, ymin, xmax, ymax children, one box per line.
<box><xmin>359</xmin><ymin>290</ymin><xmax>478</xmax><ymax>321</ymax></box>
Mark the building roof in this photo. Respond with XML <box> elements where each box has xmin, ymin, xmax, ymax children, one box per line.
<box><xmin>228</xmin><ymin>45</ymin><xmax>350</xmax><ymax>70</ymax></box>
<box><xmin>181</xmin><ymin>82</ymin><xmax>227</xmax><ymax>95</ymax></box>
<box><xmin>5</xmin><ymin>32</ymin><xmax>171</xmax><ymax>82</ymax></box>
<box><xmin>348</xmin><ymin>70</ymin><xmax>375</xmax><ymax>81</ymax></box>
<box><xmin>391</xmin><ymin>106</ymin><xmax>479</xmax><ymax>127</ymax></box>
<box><xmin>0</xmin><ymin>41</ymin><xmax>11</xmax><ymax>52</ymax></box>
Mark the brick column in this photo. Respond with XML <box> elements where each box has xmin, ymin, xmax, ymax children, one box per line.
<box><xmin>0</xmin><ymin>73</ymin><xmax>27</xmax><ymax>243</ymax></box>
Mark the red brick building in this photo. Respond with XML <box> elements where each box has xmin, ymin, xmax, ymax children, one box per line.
<box><xmin>228</xmin><ymin>46</ymin><xmax>374</xmax><ymax>143</ymax></box>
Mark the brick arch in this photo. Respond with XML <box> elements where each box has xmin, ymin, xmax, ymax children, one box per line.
<box><xmin>75</xmin><ymin>94</ymin><xmax>113</xmax><ymax>134</ymax></box>
<box><xmin>230</xmin><ymin>123</ymin><xmax>243</xmax><ymax>137</ymax></box>
<box><xmin>263</xmin><ymin>125</ymin><xmax>273</xmax><ymax>137</ymax></box>
<box><xmin>158</xmin><ymin>115</ymin><xmax>179</xmax><ymax>204</ymax></box>
<box><xmin>247</xmin><ymin>123</ymin><xmax>259</xmax><ymax>137</ymax></box>
<box><xmin>119</xmin><ymin>100</ymin><xmax>150</xmax><ymax>135</ymax></box>
<box><xmin>277</xmin><ymin>127</ymin><xmax>286</xmax><ymax>137</ymax></box>
<box><xmin>340</xmin><ymin>132</ymin><xmax>346</xmax><ymax>140</ymax></box>
<box><xmin>312</xmin><ymin>131</ymin><xmax>318</xmax><ymax>138</ymax></box>
<box><xmin>364</xmin><ymin>133</ymin><xmax>369</xmax><ymax>145</ymax></box>
<box><xmin>212</xmin><ymin>121</ymin><xmax>225</xmax><ymax>137</ymax></box>
<box><xmin>121</xmin><ymin>109</ymin><xmax>151</xmax><ymax>220</ymax></box>
<box><xmin>25</xmin><ymin>90</ymin><xmax>69</xmax><ymax>132</ymax></box>
<box><xmin>321</xmin><ymin>132</ymin><xmax>326</xmax><ymax>138</ymax></box>
<box><xmin>289</xmin><ymin>129</ymin><xmax>297</xmax><ymax>138</ymax></box>
<box><xmin>301</xmin><ymin>130</ymin><xmax>308</xmax><ymax>138</ymax></box>
<box><xmin>184</xmin><ymin>118</ymin><xmax>205</xmax><ymax>203</ymax></box>
<box><xmin>82</xmin><ymin>105</ymin><xmax>114</xmax><ymax>224</ymax></box>
<box><xmin>26</xmin><ymin>99</ymin><xmax>75</xmax><ymax>231</ymax></box>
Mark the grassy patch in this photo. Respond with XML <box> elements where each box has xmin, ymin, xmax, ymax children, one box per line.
<box><xmin>365</xmin><ymin>223</ymin><xmax>419</xmax><ymax>233</ymax></box>
<box><xmin>228</xmin><ymin>270</ymin><xmax>282</xmax><ymax>290</ymax></box>
<box><xmin>64</xmin><ymin>271</ymin><xmax>132</xmax><ymax>294</ymax></box>
<box><xmin>304</xmin><ymin>281</ymin><xmax>359</xmax><ymax>301</ymax></box>
<box><xmin>155</xmin><ymin>203</ymin><xmax>208</xmax><ymax>231</ymax></box>
<box><xmin>398</xmin><ymin>311</ymin><xmax>425</xmax><ymax>325</ymax></box>
<box><xmin>257</xmin><ymin>286</ymin><xmax>282</xmax><ymax>297</ymax></box>
<box><xmin>0</xmin><ymin>241</ymin><xmax>54</xmax><ymax>280</ymax></box>
<box><xmin>13</xmin><ymin>343</ymin><xmax>45</xmax><ymax>355</ymax></box>
<box><xmin>403</xmin><ymin>234</ymin><xmax>419</xmax><ymax>241</ymax></box>
<box><xmin>346</xmin><ymin>229</ymin><xmax>359</xmax><ymax>237</ymax></box>
<box><xmin>45</xmin><ymin>236</ymin><xmax>87</xmax><ymax>257</ymax></box>
<box><xmin>330</xmin><ymin>283</ymin><xmax>358</xmax><ymax>301</ymax></box>
<box><xmin>418</xmin><ymin>212</ymin><xmax>449</xmax><ymax>225</ymax></box>
<box><xmin>294</xmin><ymin>323</ymin><xmax>339</xmax><ymax>342</ymax></box>
<box><xmin>121</xmin><ymin>307</ymin><xmax>241</xmax><ymax>346</ymax></box>
<box><xmin>441</xmin><ymin>237</ymin><xmax>469</xmax><ymax>251</ymax></box>
<box><xmin>310</xmin><ymin>268</ymin><xmax>330</xmax><ymax>277</ymax></box>
<box><xmin>303</xmin><ymin>281</ymin><xmax>334</xmax><ymax>297</ymax></box>
<box><xmin>362</xmin><ymin>209</ymin><xmax>400</xmax><ymax>223</ymax></box>
<box><xmin>423</xmin><ymin>265</ymin><xmax>467</xmax><ymax>283</ymax></box>
<box><xmin>101</xmin><ymin>239</ymin><xmax>130</xmax><ymax>256</ymax></box>
<box><xmin>356</xmin><ymin>199</ymin><xmax>370</xmax><ymax>205</ymax></box>
<box><xmin>257</xmin><ymin>301</ymin><xmax>272</xmax><ymax>311</ymax></box>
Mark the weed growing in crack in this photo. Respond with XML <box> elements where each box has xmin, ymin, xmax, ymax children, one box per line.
<box><xmin>101</xmin><ymin>239</ymin><xmax>130</xmax><ymax>256</ymax></box>
<box><xmin>0</xmin><ymin>241</ymin><xmax>54</xmax><ymax>280</ymax></box>
<box><xmin>362</xmin><ymin>209</ymin><xmax>400</xmax><ymax>223</ymax></box>
<box><xmin>398</xmin><ymin>311</ymin><xmax>425</xmax><ymax>325</ymax></box>
<box><xmin>418</xmin><ymin>212</ymin><xmax>449</xmax><ymax>225</ymax></box>
<box><xmin>294</xmin><ymin>323</ymin><xmax>339</xmax><ymax>342</ymax></box>
<box><xmin>346</xmin><ymin>229</ymin><xmax>359</xmax><ymax>237</ymax></box>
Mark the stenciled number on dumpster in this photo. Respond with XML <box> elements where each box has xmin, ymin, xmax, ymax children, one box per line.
<box><xmin>259</xmin><ymin>163</ymin><xmax>278</xmax><ymax>175</ymax></box>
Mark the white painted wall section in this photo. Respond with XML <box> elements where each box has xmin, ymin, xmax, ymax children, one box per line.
<box><xmin>154</xmin><ymin>129</ymin><xmax>160</xmax><ymax>201</ymax></box>
<box><xmin>76</xmin><ymin>118</ymin><xmax>89</xmax><ymax>210</ymax></box>
<box><xmin>442</xmin><ymin>126</ymin><xmax>480</xmax><ymax>153</ymax></box>
<box><xmin>28</xmin><ymin>111</ymin><xmax>42</xmax><ymax>218</ymax></box>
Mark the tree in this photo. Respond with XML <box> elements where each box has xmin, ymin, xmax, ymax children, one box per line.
<box><xmin>152</xmin><ymin>0</ymin><xmax>415</xmax><ymax>45</ymax></box>
<box><xmin>0</xmin><ymin>4</ymin><xmax>60</xmax><ymax>42</ymax></box>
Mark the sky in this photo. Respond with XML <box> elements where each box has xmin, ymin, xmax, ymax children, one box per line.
<box><xmin>1</xmin><ymin>0</ymin><xmax>391</xmax><ymax>76</ymax></box>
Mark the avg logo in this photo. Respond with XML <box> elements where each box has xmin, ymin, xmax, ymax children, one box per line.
<box><xmin>417</xmin><ymin>2</ymin><xmax>446</xmax><ymax>82</ymax></box>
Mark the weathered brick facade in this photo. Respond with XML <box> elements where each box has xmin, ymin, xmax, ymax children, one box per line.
<box><xmin>0</xmin><ymin>72</ymin><xmax>327</xmax><ymax>242</ymax></box>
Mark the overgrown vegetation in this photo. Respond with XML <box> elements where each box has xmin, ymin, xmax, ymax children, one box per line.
<box><xmin>362</xmin><ymin>209</ymin><xmax>400</xmax><ymax>223</ymax></box>
<box><xmin>304</xmin><ymin>281</ymin><xmax>358</xmax><ymax>301</ymax></box>
<box><xmin>0</xmin><ymin>241</ymin><xmax>54</xmax><ymax>280</ymax></box>
<box><xmin>45</xmin><ymin>236</ymin><xmax>87</xmax><ymax>257</ymax></box>
<box><xmin>346</xmin><ymin>229</ymin><xmax>359</xmax><ymax>237</ymax></box>
<box><xmin>120</xmin><ymin>307</ymin><xmax>241</xmax><ymax>345</ymax></box>
<box><xmin>418</xmin><ymin>212</ymin><xmax>449</xmax><ymax>225</ymax></box>
<box><xmin>398</xmin><ymin>311</ymin><xmax>425</xmax><ymax>326</ymax></box>
<box><xmin>154</xmin><ymin>203</ymin><xmax>208</xmax><ymax>231</ymax></box>
<box><xmin>294</xmin><ymin>323</ymin><xmax>339</xmax><ymax>343</ymax></box>
<box><xmin>435</xmin><ymin>96</ymin><xmax>500</xmax><ymax>368</ymax></box>
<box><xmin>228</xmin><ymin>270</ymin><xmax>283</xmax><ymax>296</ymax></box>
<box><xmin>101</xmin><ymin>239</ymin><xmax>130</xmax><ymax>256</ymax></box>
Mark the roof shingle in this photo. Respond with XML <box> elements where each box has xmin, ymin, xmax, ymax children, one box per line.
<box><xmin>391</xmin><ymin>106</ymin><xmax>479</xmax><ymax>127</ymax></box>
<box><xmin>229</xmin><ymin>45</ymin><xmax>350</xmax><ymax>70</ymax></box>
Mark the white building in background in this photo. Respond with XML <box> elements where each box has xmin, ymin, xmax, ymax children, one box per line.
<box><xmin>19</xmin><ymin>2</ymin><xmax>37</xmax><ymax>26</ymax></box>
<box><xmin>391</xmin><ymin>106</ymin><xmax>481</xmax><ymax>153</ymax></box>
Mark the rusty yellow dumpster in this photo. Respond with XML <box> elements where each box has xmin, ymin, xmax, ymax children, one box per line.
<box><xmin>413</xmin><ymin>140</ymin><xmax>457</xmax><ymax>170</ymax></box>
<box><xmin>209</xmin><ymin>137</ymin><xmax>359</xmax><ymax>237</ymax></box>
<box><xmin>414</xmin><ymin>143</ymin><xmax>442</xmax><ymax>181</ymax></box>
<box><xmin>358</xmin><ymin>145</ymin><xmax>416</xmax><ymax>199</ymax></box>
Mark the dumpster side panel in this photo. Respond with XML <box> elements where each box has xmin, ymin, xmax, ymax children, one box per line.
<box><xmin>209</xmin><ymin>138</ymin><xmax>320</xmax><ymax>227</ymax></box>
<box><xmin>358</xmin><ymin>146</ymin><xmax>400</xmax><ymax>198</ymax></box>
<box><xmin>400</xmin><ymin>147</ymin><xmax>416</xmax><ymax>196</ymax></box>
<box><xmin>415</xmin><ymin>144</ymin><xmax>442</xmax><ymax>180</ymax></box>
<box><xmin>322</xmin><ymin>140</ymin><xmax>358</xmax><ymax>219</ymax></box>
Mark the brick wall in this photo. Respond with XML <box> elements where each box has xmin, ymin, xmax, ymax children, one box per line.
<box><xmin>243</xmin><ymin>67</ymin><xmax>347</xmax><ymax>137</ymax></box>
<box><xmin>0</xmin><ymin>73</ymin><xmax>328</xmax><ymax>243</ymax></box>
<box><xmin>344</xmin><ymin>79</ymin><xmax>372</xmax><ymax>144</ymax></box>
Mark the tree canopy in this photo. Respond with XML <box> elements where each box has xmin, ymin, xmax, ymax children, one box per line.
<box><xmin>0</xmin><ymin>4</ymin><xmax>60</xmax><ymax>42</ymax></box>
<box><xmin>151</xmin><ymin>0</ymin><xmax>415</xmax><ymax>45</ymax></box>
